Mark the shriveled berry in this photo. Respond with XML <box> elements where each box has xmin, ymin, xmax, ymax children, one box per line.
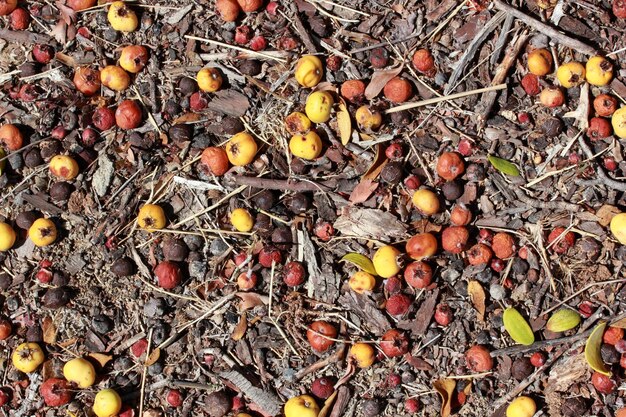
<box><xmin>311</xmin><ymin>376</ymin><xmax>335</xmax><ymax>400</ymax></box>
<box><xmin>521</xmin><ymin>73</ymin><xmax>541</xmax><ymax>96</ymax></box>
<box><xmin>385</xmin><ymin>293</ymin><xmax>412</xmax><ymax>316</ymax></box>
<box><xmin>370</xmin><ymin>48</ymin><xmax>388</xmax><ymax>69</ymax></box>
<box><xmin>258</xmin><ymin>246</ymin><xmax>282</xmax><ymax>268</ymax></box>
<box><xmin>434</xmin><ymin>303</ymin><xmax>453</xmax><ymax>326</ymax></box>
<box><xmin>404</xmin><ymin>261</ymin><xmax>432</xmax><ymax>289</ymax></box>
<box><xmin>283</xmin><ymin>261</ymin><xmax>305</xmax><ymax>286</ymax></box>
<box><xmin>547</xmin><ymin>227</ymin><xmax>575</xmax><ymax>254</ymax></box>
<box><xmin>441</xmin><ymin>226</ymin><xmax>469</xmax><ymax>254</ymax></box>
<box><xmin>530</xmin><ymin>351</ymin><xmax>547</xmax><ymax>367</ymax></box>
<box><xmin>465</xmin><ymin>345</ymin><xmax>493</xmax><ymax>372</ymax></box>
<box><xmin>492</xmin><ymin>232</ymin><xmax>515</xmax><ymax>259</ymax></box>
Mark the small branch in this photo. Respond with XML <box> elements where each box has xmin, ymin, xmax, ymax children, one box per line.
<box><xmin>577</xmin><ymin>135</ymin><xmax>626</xmax><ymax>192</ymax></box>
<box><xmin>0</xmin><ymin>29</ymin><xmax>52</xmax><ymax>44</ymax></box>
<box><xmin>227</xmin><ymin>175</ymin><xmax>337</xmax><ymax>192</ymax></box>
<box><xmin>287</xmin><ymin>3</ymin><xmax>319</xmax><ymax>54</ymax></box>
<box><xmin>493</xmin><ymin>0</ymin><xmax>597</xmax><ymax>55</ymax></box>
<box><xmin>490</xmin><ymin>329</ymin><xmax>592</xmax><ymax>357</ymax></box>
<box><xmin>184</xmin><ymin>35</ymin><xmax>288</xmax><ymax>63</ymax></box>
<box><xmin>385</xmin><ymin>84</ymin><xmax>507</xmax><ymax>114</ymax></box>
<box><xmin>294</xmin><ymin>345</ymin><xmax>346</xmax><ymax>380</ymax></box>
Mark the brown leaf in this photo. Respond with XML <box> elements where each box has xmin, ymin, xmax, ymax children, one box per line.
<box><xmin>54</xmin><ymin>52</ymin><xmax>77</xmax><ymax>68</ymax></box>
<box><xmin>336</xmin><ymin>100</ymin><xmax>352</xmax><ymax>145</ymax></box>
<box><xmin>172</xmin><ymin>112</ymin><xmax>203</xmax><ymax>125</ymax></box>
<box><xmin>231</xmin><ymin>312</ymin><xmax>247</xmax><ymax>341</ymax></box>
<box><xmin>596</xmin><ymin>204</ymin><xmax>621</xmax><ymax>227</ymax></box>
<box><xmin>611</xmin><ymin>317</ymin><xmax>626</xmax><ymax>328</ymax></box>
<box><xmin>87</xmin><ymin>353</ymin><xmax>113</xmax><ymax>368</ymax></box>
<box><xmin>50</xmin><ymin>19</ymin><xmax>67</xmax><ymax>44</ymax></box>
<box><xmin>404</xmin><ymin>354</ymin><xmax>433</xmax><ymax>371</ymax></box>
<box><xmin>236</xmin><ymin>292</ymin><xmax>269</xmax><ymax>311</ymax></box>
<box><xmin>334</xmin><ymin>206</ymin><xmax>407</xmax><ymax>241</ymax></box>
<box><xmin>433</xmin><ymin>378</ymin><xmax>456</xmax><ymax>417</ymax></box>
<box><xmin>364</xmin><ymin>66</ymin><xmax>403</xmax><ymax>100</ymax></box>
<box><xmin>207</xmin><ymin>90</ymin><xmax>250</xmax><ymax>117</ymax></box>
<box><xmin>399</xmin><ymin>289</ymin><xmax>439</xmax><ymax>335</ymax></box>
<box><xmin>349</xmin><ymin>179</ymin><xmax>378</xmax><ymax>204</ymax></box>
<box><xmin>145</xmin><ymin>348</ymin><xmax>161</xmax><ymax>366</ymax></box>
<box><xmin>467</xmin><ymin>280</ymin><xmax>486</xmax><ymax>321</ymax></box>
<box><xmin>362</xmin><ymin>144</ymin><xmax>387</xmax><ymax>181</ymax></box>
<box><xmin>55</xmin><ymin>1</ymin><xmax>76</xmax><ymax>25</ymax></box>
<box><xmin>42</xmin><ymin>316</ymin><xmax>57</xmax><ymax>345</ymax></box>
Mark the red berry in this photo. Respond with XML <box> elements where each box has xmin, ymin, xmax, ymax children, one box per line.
<box><xmin>530</xmin><ymin>352</ymin><xmax>547</xmax><ymax>367</ymax></box>
<box><xmin>404</xmin><ymin>175</ymin><xmax>421</xmax><ymax>190</ymax></box>
<box><xmin>166</xmin><ymin>389</ymin><xmax>183</xmax><ymax>407</ymax></box>
<box><xmin>325</xmin><ymin>55</ymin><xmax>342</xmax><ymax>71</ymax></box>
<box><xmin>615</xmin><ymin>339</ymin><xmax>626</xmax><ymax>353</ymax></box>
<box><xmin>547</xmin><ymin>227</ymin><xmax>575</xmax><ymax>254</ymax></box>
<box><xmin>385</xmin><ymin>143</ymin><xmax>403</xmax><ymax>160</ymax></box>
<box><xmin>81</xmin><ymin>128</ymin><xmax>99</xmax><ymax>147</ymax></box>
<box><xmin>0</xmin><ymin>388</ymin><xmax>9</xmax><ymax>406</ymax></box>
<box><xmin>587</xmin><ymin>117</ymin><xmax>612</xmax><ymax>141</ymax></box>
<box><xmin>578</xmin><ymin>301</ymin><xmax>595</xmax><ymax>318</ymax></box>
<box><xmin>234</xmin><ymin>25</ymin><xmax>252</xmax><ymax>44</ymax></box>
<box><xmin>490</xmin><ymin>258</ymin><xmax>504</xmax><ymax>272</ymax></box>
<box><xmin>131</xmin><ymin>338</ymin><xmax>148</xmax><ymax>357</ymax></box>
<box><xmin>311</xmin><ymin>376</ymin><xmax>335</xmax><ymax>399</ymax></box>
<box><xmin>457</xmin><ymin>138</ymin><xmax>473</xmax><ymax>156</ymax></box>
<box><xmin>385</xmin><ymin>276</ymin><xmax>403</xmax><ymax>294</ymax></box>
<box><xmin>36</xmin><ymin>268</ymin><xmax>53</xmax><ymax>284</ymax></box>
<box><xmin>266</xmin><ymin>1</ymin><xmax>279</xmax><ymax>14</ymax></box>
<box><xmin>603</xmin><ymin>326</ymin><xmax>624</xmax><ymax>345</ymax></box>
<box><xmin>517</xmin><ymin>112</ymin><xmax>532</xmax><ymax>124</ymax></box>
<box><xmin>233</xmin><ymin>251</ymin><xmax>250</xmax><ymax>266</ymax></box>
<box><xmin>250</xmin><ymin>36</ymin><xmax>267</xmax><ymax>51</ymax></box>
<box><xmin>478</xmin><ymin>229</ymin><xmax>493</xmax><ymax>243</ymax></box>
<box><xmin>92</xmin><ymin>107</ymin><xmax>116</xmax><ymax>131</ymax></box>
<box><xmin>283</xmin><ymin>261</ymin><xmax>306</xmax><ymax>286</ymax></box>
<box><xmin>154</xmin><ymin>261</ymin><xmax>182</xmax><ymax>289</ymax></box>
<box><xmin>387</xmin><ymin>373</ymin><xmax>401</xmax><ymax>388</ymax></box>
<box><xmin>10</xmin><ymin>8</ymin><xmax>30</xmax><ymax>30</ymax></box>
<box><xmin>370</xmin><ymin>47</ymin><xmax>389</xmax><ymax>69</ymax></box>
<box><xmin>232</xmin><ymin>396</ymin><xmax>245</xmax><ymax>410</ymax></box>
<box><xmin>33</xmin><ymin>44</ymin><xmax>54</xmax><ymax>64</ymax></box>
<box><xmin>385</xmin><ymin>293</ymin><xmax>412</xmax><ymax>316</ymax></box>
<box><xmin>614</xmin><ymin>0</ymin><xmax>626</xmax><ymax>17</ymax></box>
<box><xmin>568</xmin><ymin>152</ymin><xmax>580</xmax><ymax>165</ymax></box>
<box><xmin>314</xmin><ymin>221</ymin><xmax>334</xmax><ymax>241</ymax></box>
<box><xmin>521</xmin><ymin>73</ymin><xmax>541</xmax><ymax>96</ymax></box>
<box><xmin>51</xmin><ymin>126</ymin><xmax>67</xmax><ymax>140</ymax></box>
<box><xmin>604</xmin><ymin>156</ymin><xmax>618</xmax><ymax>171</ymax></box>
<box><xmin>591</xmin><ymin>372</ymin><xmax>615</xmax><ymax>394</ymax></box>
<box><xmin>434</xmin><ymin>303</ymin><xmax>453</xmax><ymax>326</ymax></box>
<box><xmin>258</xmin><ymin>246</ymin><xmax>282</xmax><ymax>268</ymax></box>
<box><xmin>190</xmin><ymin>92</ymin><xmax>208</xmax><ymax>111</ymax></box>
<box><xmin>405</xmin><ymin>398</ymin><xmax>419</xmax><ymax>413</ymax></box>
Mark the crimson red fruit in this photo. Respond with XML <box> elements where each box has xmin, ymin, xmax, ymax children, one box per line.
<box><xmin>32</xmin><ymin>44</ymin><xmax>54</xmax><ymax>64</ymax></box>
<box><xmin>311</xmin><ymin>376</ymin><xmax>335</xmax><ymax>399</ymax></box>
<box><xmin>530</xmin><ymin>352</ymin><xmax>547</xmax><ymax>367</ymax></box>
<box><xmin>385</xmin><ymin>143</ymin><xmax>403</xmax><ymax>160</ymax></box>
<box><xmin>154</xmin><ymin>261</ymin><xmax>182</xmax><ymax>289</ymax></box>
<box><xmin>92</xmin><ymin>107</ymin><xmax>116</xmax><ymax>131</ymax></box>
<box><xmin>250</xmin><ymin>35</ymin><xmax>267</xmax><ymax>51</ymax></box>
<box><xmin>591</xmin><ymin>372</ymin><xmax>615</xmax><ymax>394</ymax></box>
<box><xmin>405</xmin><ymin>398</ymin><xmax>420</xmax><ymax>413</ymax></box>
<box><xmin>166</xmin><ymin>389</ymin><xmax>184</xmax><ymax>407</ymax></box>
<box><xmin>436</xmin><ymin>152</ymin><xmax>465</xmax><ymax>181</ymax></box>
<box><xmin>441</xmin><ymin>226</ymin><xmax>469</xmax><ymax>254</ymax></box>
<box><xmin>434</xmin><ymin>303</ymin><xmax>453</xmax><ymax>326</ymax></box>
<box><xmin>467</xmin><ymin>243</ymin><xmax>493</xmax><ymax>266</ymax></box>
<box><xmin>10</xmin><ymin>8</ymin><xmax>30</xmax><ymax>30</ymax></box>
<box><xmin>404</xmin><ymin>261</ymin><xmax>433</xmax><ymax>289</ymax></box>
<box><xmin>131</xmin><ymin>338</ymin><xmax>148</xmax><ymax>357</ymax></box>
<box><xmin>614</xmin><ymin>0</ymin><xmax>626</xmax><ymax>18</ymax></box>
<box><xmin>190</xmin><ymin>92</ymin><xmax>208</xmax><ymax>111</ymax></box>
<box><xmin>385</xmin><ymin>293</ymin><xmax>412</xmax><ymax>316</ymax></box>
<box><xmin>0</xmin><ymin>319</ymin><xmax>12</xmax><ymax>340</ymax></box>
<box><xmin>115</xmin><ymin>100</ymin><xmax>143</xmax><ymax>130</ymax></box>
<box><xmin>465</xmin><ymin>345</ymin><xmax>493</xmax><ymax>372</ymax></box>
<box><xmin>380</xmin><ymin>329</ymin><xmax>409</xmax><ymax>357</ymax></box>
<box><xmin>40</xmin><ymin>378</ymin><xmax>73</xmax><ymax>407</ymax></box>
<box><xmin>587</xmin><ymin>117</ymin><xmax>612</xmax><ymax>140</ymax></box>
<box><xmin>411</xmin><ymin>48</ymin><xmax>435</xmax><ymax>76</ymax></box>
<box><xmin>547</xmin><ymin>227</ymin><xmax>575</xmax><ymax>254</ymax></box>
<box><xmin>314</xmin><ymin>221</ymin><xmax>334</xmax><ymax>241</ymax></box>
<box><xmin>521</xmin><ymin>73</ymin><xmax>540</xmax><ymax>96</ymax></box>
<box><xmin>258</xmin><ymin>246</ymin><xmax>282</xmax><ymax>268</ymax></box>
<box><xmin>0</xmin><ymin>388</ymin><xmax>9</xmax><ymax>406</ymax></box>
<box><xmin>283</xmin><ymin>261</ymin><xmax>305</xmax><ymax>286</ymax></box>
<box><xmin>307</xmin><ymin>320</ymin><xmax>338</xmax><ymax>353</ymax></box>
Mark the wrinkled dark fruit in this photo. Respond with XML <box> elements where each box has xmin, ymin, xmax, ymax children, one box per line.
<box><xmin>111</xmin><ymin>257</ymin><xmax>135</xmax><ymax>277</ymax></box>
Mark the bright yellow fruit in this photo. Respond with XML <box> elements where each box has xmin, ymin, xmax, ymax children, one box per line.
<box><xmin>412</xmin><ymin>189</ymin><xmax>440</xmax><ymax>215</ymax></box>
<box><xmin>284</xmin><ymin>395</ymin><xmax>320</xmax><ymax>417</ymax></box>
<box><xmin>610</xmin><ymin>212</ymin><xmax>626</xmax><ymax>244</ymax></box>
<box><xmin>348</xmin><ymin>271</ymin><xmax>376</xmax><ymax>294</ymax></box>
<box><xmin>0</xmin><ymin>222</ymin><xmax>16</xmax><ymax>251</ymax></box>
<box><xmin>197</xmin><ymin>68</ymin><xmax>223</xmax><ymax>92</ymax></box>
<box><xmin>107</xmin><ymin>1</ymin><xmax>138</xmax><ymax>32</ymax></box>
<box><xmin>305</xmin><ymin>91</ymin><xmax>333</xmax><ymax>124</ymax></box>
<box><xmin>289</xmin><ymin>131</ymin><xmax>322</xmax><ymax>160</ymax></box>
<box><xmin>93</xmin><ymin>389</ymin><xmax>122</xmax><ymax>417</ymax></box>
<box><xmin>225</xmin><ymin>132</ymin><xmax>257</xmax><ymax>166</ymax></box>
<box><xmin>137</xmin><ymin>204</ymin><xmax>166</xmax><ymax>231</ymax></box>
<box><xmin>230</xmin><ymin>208</ymin><xmax>254</xmax><ymax>232</ymax></box>
<box><xmin>49</xmin><ymin>155</ymin><xmax>79</xmax><ymax>180</ymax></box>
<box><xmin>556</xmin><ymin>62</ymin><xmax>585</xmax><ymax>88</ymax></box>
<box><xmin>29</xmin><ymin>218</ymin><xmax>57</xmax><ymax>247</ymax></box>
<box><xmin>372</xmin><ymin>245</ymin><xmax>401</xmax><ymax>278</ymax></box>
<box><xmin>294</xmin><ymin>55</ymin><xmax>323</xmax><ymax>88</ymax></box>
<box><xmin>12</xmin><ymin>342</ymin><xmax>45</xmax><ymax>373</ymax></box>
<box><xmin>63</xmin><ymin>357</ymin><xmax>96</xmax><ymax>388</ymax></box>
<box><xmin>612</xmin><ymin>107</ymin><xmax>626</xmax><ymax>138</ymax></box>
<box><xmin>586</xmin><ymin>56</ymin><xmax>613</xmax><ymax>86</ymax></box>
<box><xmin>355</xmin><ymin>105</ymin><xmax>382</xmax><ymax>131</ymax></box>
<box><xmin>527</xmin><ymin>49</ymin><xmax>552</xmax><ymax>76</ymax></box>
<box><xmin>349</xmin><ymin>342</ymin><xmax>375</xmax><ymax>368</ymax></box>
<box><xmin>506</xmin><ymin>396</ymin><xmax>537</xmax><ymax>417</ymax></box>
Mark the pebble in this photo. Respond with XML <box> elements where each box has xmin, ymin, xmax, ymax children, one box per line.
<box><xmin>489</xmin><ymin>283</ymin><xmax>506</xmax><ymax>301</ymax></box>
<box><xmin>209</xmin><ymin>239</ymin><xmax>229</xmax><ymax>256</ymax></box>
<box><xmin>143</xmin><ymin>298</ymin><xmax>166</xmax><ymax>318</ymax></box>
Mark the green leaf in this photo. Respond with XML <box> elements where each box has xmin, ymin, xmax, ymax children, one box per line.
<box><xmin>340</xmin><ymin>253</ymin><xmax>377</xmax><ymax>275</ymax></box>
<box><xmin>546</xmin><ymin>308</ymin><xmax>581</xmax><ymax>332</ymax></box>
<box><xmin>488</xmin><ymin>155</ymin><xmax>520</xmax><ymax>177</ymax></box>
<box><xmin>585</xmin><ymin>322</ymin><xmax>611</xmax><ymax>376</ymax></box>
<box><xmin>503</xmin><ymin>307</ymin><xmax>535</xmax><ymax>345</ymax></box>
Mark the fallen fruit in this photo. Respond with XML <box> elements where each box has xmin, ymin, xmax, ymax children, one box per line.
<box><xmin>465</xmin><ymin>345</ymin><xmax>493</xmax><ymax>372</ymax></box>
<box><xmin>612</xmin><ymin>107</ymin><xmax>626</xmax><ymax>138</ymax></box>
<box><xmin>284</xmin><ymin>112</ymin><xmax>311</xmax><ymax>135</ymax></box>
<box><xmin>0</xmin><ymin>222</ymin><xmax>16</xmax><ymax>251</ymax></box>
<box><xmin>93</xmin><ymin>388</ymin><xmax>122</xmax><ymax>417</ymax></box>
<box><xmin>380</xmin><ymin>329</ymin><xmax>409</xmax><ymax>357</ymax></box>
<box><xmin>0</xmin><ymin>319</ymin><xmax>12</xmax><ymax>340</ymax></box>
<box><xmin>201</xmin><ymin>146</ymin><xmax>230</xmax><ymax>176</ymax></box>
<box><xmin>436</xmin><ymin>152</ymin><xmax>465</xmax><ymax>181</ymax></box>
<box><xmin>603</xmin><ymin>326</ymin><xmax>624</xmax><ymax>345</ymax></box>
<box><xmin>73</xmin><ymin>66</ymin><xmax>101</xmax><ymax>96</ymax></box>
<box><xmin>283</xmin><ymin>261</ymin><xmax>306</xmax><ymax>286</ymax></box>
<box><xmin>610</xmin><ymin>212</ymin><xmax>626</xmax><ymax>244</ymax></box>
<box><xmin>556</xmin><ymin>62</ymin><xmax>585</xmax><ymax>88</ymax></box>
<box><xmin>591</xmin><ymin>371</ymin><xmax>615</xmax><ymax>394</ymax></box>
<box><xmin>92</xmin><ymin>107</ymin><xmax>116</xmax><ymax>131</ymax></box>
<box><xmin>294</xmin><ymin>55</ymin><xmax>323</xmax><ymax>88</ymax></box>
<box><xmin>412</xmin><ymin>48</ymin><xmax>436</xmax><ymax>76</ymax></box>
<box><xmin>0</xmin><ymin>0</ymin><xmax>17</xmax><ymax>15</ymax></box>
<box><xmin>547</xmin><ymin>227</ymin><xmax>575</xmax><ymax>254</ymax></box>
<box><xmin>386</xmin><ymin>293</ymin><xmax>412</xmax><ymax>316</ymax></box>
<box><xmin>586</xmin><ymin>56</ymin><xmax>613</xmax><ymax>86</ymax></box>
<box><xmin>527</xmin><ymin>48</ymin><xmax>552</xmax><ymax>76</ymax></box>
<box><xmin>289</xmin><ymin>131</ymin><xmax>323</xmax><ymax>160</ymax></box>
<box><xmin>372</xmin><ymin>245</ymin><xmax>401</xmax><ymax>278</ymax></box>
<box><xmin>154</xmin><ymin>261</ymin><xmax>182</xmax><ymax>289</ymax></box>
<box><xmin>492</xmin><ymin>232</ymin><xmax>515</xmax><ymax>259</ymax></box>
<box><xmin>100</xmin><ymin>65</ymin><xmax>130</xmax><ymax>91</ymax></box>
<box><xmin>259</xmin><ymin>246</ymin><xmax>282</xmax><ymax>267</ymax></box>
<box><xmin>107</xmin><ymin>1</ymin><xmax>138</xmax><ymax>32</ymax></box>
<box><xmin>450</xmin><ymin>204</ymin><xmax>472</xmax><ymax>226</ymax></box>
<box><xmin>137</xmin><ymin>204</ymin><xmax>166</xmax><ymax>231</ymax></box>
<box><xmin>441</xmin><ymin>226</ymin><xmax>469</xmax><ymax>254</ymax></box>
<box><xmin>350</xmin><ymin>342</ymin><xmax>375</xmax><ymax>368</ymax></box>
<box><xmin>10</xmin><ymin>8</ymin><xmax>29</xmax><ymax>30</ymax></box>
<box><xmin>586</xmin><ymin>117</ymin><xmax>612</xmax><ymax>140</ymax></box>
<box><xmin>284</xmin><ymin>395</ymin><xmax>320</xmax><ymax>417</ymax></box>
<box><xmin>40</xmin><ymin>378</ymin><xmax>72</xmax><ymax>406</ymax></box>
<box><xmin>12</xmin><ymin>342</ymin><xmax>45</xmax><ymax>373</ymax></box>
<box><xmin>434</xmin><ymin>303</ymin><xmax>453</xmax><ymax>326</ymax></box>
<box><xmin>236</xmin><ymin>271</ymin><xmax>257</xmax><ymax>290</ymax></box>
<box><xmin>594</xmin><ymin>94</ymin><xmax>618</xmax><ymax>117</ymax></box>
<box><xmin>49</xmin><ymin>155</ymin><xmax>79</xmax><ymax>180</ymax></box>
<box><xmin>305</xmin><ymin>91</ymin><xmax>333</xmax><ymax>123</ymax></box>
<box><xmin>506</xmin><ymin>396</ymin><xmax>537</xmax><ymax>417</ymax></box>
<box><xmin>63</xmin><ymin>357</ymin><xmax>96</xmax><ymax>388</ymax></box>
<box><xmin>216</xmin><ymin>0</ymin><xmax>240</xmax><ymax>21</ymax></box>
<box><xmin>405</xmin><ymin>233</ymin><xmax>438</xmax><ymax>260</ymax></box>
<box><xmin>411</xmin><ymin>189</ymin><xmax>440</xmax><ymax>215</ymax></box>
<box><xmin>355</xmin><ymin>105</ymin><xmax>383</xmax><ymax>131</ymax></box>
<box><xmin>520</xmin><ymin>73</ymin><xmax>540</xmax><ymax>96</ymax></box>
<box><xmin>29</xmin><ymin>218</ymin><xmax>57</xmax><ymax>247</ymax></box>
<box><xmin>115</xmin><ymin>99</ymin><xmax>142</xmax><ymax>129</ymax></box>
<box><xmin>614</xmin><ymin>0</ymin><xmax>626</xmax><ymax>17</ymax></box>
<box><xmin>119</xmin><ymin>45</ymin><xmax>148</xmax><ymax>73</ymax></box>
<box><xmin>230</xmin><ymin>208</ymin><xmax>254</xmax><ymax>232</ymax></box>
<box><xmin>539</xmin><ymin>86</ymin><xmax>565</xmax><ymax>107</ymax></box>
<box><xmin>197</xmin><ymin>68</ymin><xmax>223</xmax><ymax>92</ymax></box>
<box><xmin>404</xmin><ymin>261</ymin><xmax>433</xmax><ymax>288</ymax></box>
<box><xmin>225</xmin><ymin>132</ymin><xmax>258</xmax><ymax>166</ymax></box>
<box><xmin>307</xmin><ymin>320</ymin><xmax>337</xmax><ymax>352</ymax></box>
<box><xmin>370</xmin><ymin>47</ymin><xmax>389</xmax><ymax>68</ymax></box>
<box><xmin>166</xmin><ymin>389</ymin><xmax>183</xmax><ymax>407</ymax></box>
<box><xmin>67</xmin><ymin>0</ymin><xmax>96</xmax><ymax>11</ymax></box>
<box><xmin>348</xmin><ymin>271</ymin><xmax>376</xmax><ymax>293</ymax></box>
<box><xmin>530</xmin><ymin>352</ymin><xmax>547</xmax><ymax>367</ymax></box>
<box><xmin>340</xmin><ymin>79</ymin><xmax>366</xmax><ymax>103</ymax></box>
<box><xmin>0</xmin><ymin>123</ymin><xmax>23</xmax><ymax>151</ymax></box>
<box><xmin>405</xmin><ymin>398</ymin><xmax>420</xmax><ymax>413</ymax></box>
<box><xmin>383</xmin><ymin>76</ymin><xmax>412</xmax><ymax>103</ymax></box>
<box><xmin>310</xmin><ymin>376</ymin><xmax>335</xmax><ymax>399</ymax></box>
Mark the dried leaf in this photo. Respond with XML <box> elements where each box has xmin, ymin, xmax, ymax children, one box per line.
<box><xmin>50</xmin><ymin>20</ymin><xmax>67</xmax><ymax>44</ymax></box>
<box><xmin>488</xmin><ymin>155</ymin><xmax>520</xmax><ymax>177</ymax></box>
<box><xmin>172</xmin><ymin>112</ymin><xmax>203</xmax><ymax>125</ymax></box>
<box><xmin>611</xmin><ymin>317</ymin><xmax>626</xmax><ymax>329</ymax></box>
<box><xmin>546</xmin><ymin>309</ymin><xmax>581</xmax><ymax>332</ymax></box>
<box><xmin>596</xmin><ymin>204</ymin><xmax>621</xmax><ymax>227</ymax></box>
<box><xmin>336</xmin><ymin>100</ymin><xmax>352</xmax><ymax>145</ymax></box>
<box><xmin>585</xmin><ymin>321</ymin><xmax>611</xmax><ymax>376</ymax></box>
<box><xmin>365</xmin><ymin>66</ymin><xmax>403</xmax><ymax>100</ymax></box>
<box><xmin>433</xmin><ymin>378</ymin><xmax>456</xmax><ymax>417</ymax></box>
<box><xmin>340</xmin><ymin>253</ymin><xmax>377</xmax><ymax>275</ymax></box>
<box><xmin>231</xmin><ymin>312</ymin><xmax>247</xmax><ymax>341</ymax></box>
<box><xmin>55</xmin><ymin>1</ymin><xmax>76</xmax><ymax>25</ymax></box>
<box><xmin>349</xmin><ymin>179</ymin><xmax>378</xmax><ymax>204</ymax></box>
<box><xmin>503</xmin><ymin>307</ymin><xmax>535</xmax><ymax>345</ymax></box>
<box><xmin>467</xmin><ymin>280</ymin><xmax>486</xmax><ymax>321</ymax></box>
<box><xmin>207</xmin><ymin>90</ymin><xmax>250</xmax><ymax>117</ymax></box>
<box><xmin>317</xmin><ymin>390</ymin><xmax>337</xmax><ymax>417</ymax></box>
<box><xmin>87</xmin><ymin>353</ymin><xmax>113</xmax><ymax>368</ymax></box>
<box><xmin>42</xmin><ymin>316</ymin><xmax>57</xmax><ymax>344</ymax></box>
<box><xmin>334</xmin><ymin>206</ymin><xmax>407</xmax><ymax>241</ymax></box>
<box><xmin>236</xmin><ymin>292</ymin><xmax>269</xmax><ymax>311</ymax></box>
<box><xmin>145</xmin><ymin>348</ymin><xmax>161</xmax><ymax>366</ymax></box>
<box><xmin>362</xmin><ymin>144</ymin><xmax>387</xmax><ymax>180</ymax></box>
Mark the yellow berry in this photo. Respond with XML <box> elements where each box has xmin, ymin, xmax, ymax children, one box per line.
<box><xmin>289</xmin><ymin>131</ymin><xmax>322</xmax><ymax>160</ymax></box>
<box><xmin>29</xmin><ymin>218</ymin><xmax>57</xmax><ymax>247</ymax></box>
<box><xmin>12</xmin><ymin>342</ymin><xmax>45</xmax><ymax>373</ymax></box>
<box><xmin>610</xmin><ymin>212</ymin><xmax>626</xmax><ymax>244</ymax></box>
<box><xmin>556</xmin><ymin>62</ymin><xmax>585</xmax><ymax>88</ymax></box>
<box><xmin>100</xmin><ymin>65</ymin><xmax>131</xmax><ymax>91</ymax></box>
<box><xmin>372</xmin><ymin>245</ymin><xmax>401</xmax><ymax>278</ymax></box>
<box><xmin>294</xmin><ymin>55</ymin><xmax>323</xmax><ymax>88</ymax></box>
<box><xmin>355</xmin><ymin>105</ymin><xmax>382</xmax><ymax>131</ymax></box>
<box><xmin>137</xmin><ymin>204</ymin><xmax>166</xmax><ymax>231</ymax></box>
<box><xmin>349</xmin><ymin>342</ymin><xmax>375</xmax><ymax>368</ymax></box>
<box><xmin>63</xmin><ymin>358</ymin><xmax>96</xmax><ymax>388</ymax></box>
<box><xmin>107</xmin><ymin>1</ymin><xmax>138</xmax><ymax>32</ymax></box>
<box><xmin>284</xmin><ymin>395</ymin><xmax>320</xmax><ymax>417</ymax></box>
<box><xmin>197</xmin><ymin>68</ymin><xmax>223</xmax><ymax>92</ymax></box>
<box><xmin>586</xmin><ymin>56</ymin><xmax>613</xmax><ymax>86</ymax></box>
<box><xmin>230</xmin><ymin>208</ymin><xmax>254</xmax><ymax>232</ymax></box>
<box><xmin>93</xmin><ymin>389</ymin><xmax>122</xmax><ymax>417</ymax></box>
<box><xmin>0</xmin><ymin>222</ymin><xmax>17</xmax><ymax>251</ymax></box>
<box><xmin>612</xmin><ymin>107</ymin><xmax>626</xmax><ymax>138</ymax></box>
<box><xmin>49</xmin><ymin>155</ymin><xmax>79</xmax><ymax>180</ymax></box>
<box><xmin>348</xmin><ymin>271</ymin><xmax>376</xmax><ymax>294</ymax></box>
<box><xmin>285</xmin><ymin>112</ymin><xmax>312</xmax><ymax>135</ymax></box>
<box><xmin>527</xmin><ymin>49</ymin><xmax>552</xmax><ymax>76</ymax></box>
<box><xmin>225</xmin><ymin>132</ymin><xmax>257</xmax><ymax>166</ymax></box>
<box><xmin>412</xmin><ymin>189</ymin><xmax>440</xmax><ymax>215</ymax></box>
<box><xmin>305</xmin><ymin>91</ymin><xmax>333</xmax><ymax>124</ymax></box>
<box><xmin>506</xmin><ymin>396</ymin><xmax>537</xmax><ymax>417</ymax></box>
